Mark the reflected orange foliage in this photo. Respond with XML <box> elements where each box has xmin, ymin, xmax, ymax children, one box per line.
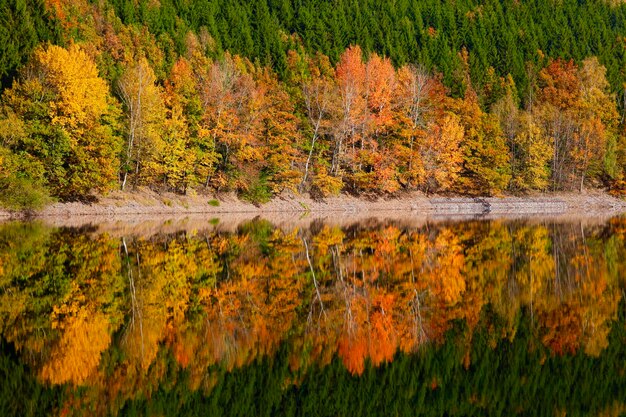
<box><xmin>0</xmin><ymin>219</ymin><xmax>624</xmax><ymax>415</ymax></box>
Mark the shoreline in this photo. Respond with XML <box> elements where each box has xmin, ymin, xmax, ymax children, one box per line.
<box><xmin>2</xmin><ymin>188</ymin><xmax>626</xmax><ymax>221</ymax></box>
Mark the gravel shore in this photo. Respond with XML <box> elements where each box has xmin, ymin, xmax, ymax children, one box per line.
<box><xmin>1</xmin><ymin>188</ymin><xmax>625</xmax><ymax>222</ymax></box>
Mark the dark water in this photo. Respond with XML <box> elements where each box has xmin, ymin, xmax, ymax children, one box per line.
<box><xmin>2</xmin><ymin>217</ymin><xmax>626</xmax><ymax>417</ymax></box>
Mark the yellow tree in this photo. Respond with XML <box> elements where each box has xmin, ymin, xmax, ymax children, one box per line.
<box><xmin>512</xmin><ymin>114</ymin><xmax>552</xmax><ymax>190</ymax></box>
<box><xmin>153</xmin><ymin>57</ymin><xmax>214</xmax><ymax>193</ymax></box>
<box><xmin>536</xmin><ymin>57</ymin><xmax>619</xmax><ymax>191</ymax></box>
<box><xmin>118</xmin><ymin>57</ymin><xmax>165</xmax><ymax>189</ymax></box>
<box><xmin>2</xmin><ymin>44</ymin><xmax>121</xmax><ymax>198</ymax></box>
<box><xmin>256</xmin><ymin>69</ymin><xmax>303</xmax><ymax>194</ymax></box>
<box><xmin>447</xmin><ymin>50</ymin><xmax>511</xmax><ymax>195</ymax></box>
<box><xmin>395</xmin><ymin>65</ymin><xmax>445</xmax><ymax>189</ymax></box>
<box><xmin>449</xmin><ymin>86</ymin><xmax>511</xmax><ymax>195</ymax></box>
<box><xmin>575</xmin><ymin>57</ymin><xmax>619</xmax><ymax>191</ymax></box>
<box><xmin>294</xmin><ymin>52</ymin><xmax>338</xmax><ymax>191</ymax></box>
<box><xmin>492</xmin><ymin>80</ymin><xmax>552</xmax><ymax>191</ymax></box>
<box><xmin>153</xmin><ymin>104</ymin><xmax>196</xmax><ymax>192</ymax></box>
<box><xmin>421</xmin><ymin>113</ymin><xmax>465</xmax><ymax>193</ymax></box>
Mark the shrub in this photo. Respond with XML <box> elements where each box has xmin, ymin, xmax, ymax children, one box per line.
<box><xmin>240</xmin><ymin>176</ymin><xmax>272</xmax><ymax>205</ymax></box>
<box><xmin>0</xmin><ymin>176</ymin><xmax>52</xmax><ymax>211</ymax></box>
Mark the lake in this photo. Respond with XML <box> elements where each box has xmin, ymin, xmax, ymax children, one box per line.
<box><xmin>1</xmin><ymin>215</ymin><xmax>626</xmax><ymax>416</ymax></box>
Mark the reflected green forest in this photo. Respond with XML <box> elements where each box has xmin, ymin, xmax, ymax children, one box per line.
<box><xmin>2</xmin><ymin>217</ymin><xmax>626</xmax><ymax>416</ymax></box>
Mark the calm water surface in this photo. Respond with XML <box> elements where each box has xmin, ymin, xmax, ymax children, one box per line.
<box><xmin>2</xmin><ymin>217</ymin><xmax>626</xmax><ymax>416</ymax></box>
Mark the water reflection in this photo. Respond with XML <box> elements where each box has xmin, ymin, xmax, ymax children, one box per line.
<box><xmin>1</xmin><ymin>217</ymin><xmax>626</xmax><ymax>416</ymax></box>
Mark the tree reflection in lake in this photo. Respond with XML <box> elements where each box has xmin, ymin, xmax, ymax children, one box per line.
<box><xmin>1</xmin><ymin>217</ymin><xmax>626</xmax><ymax>416</ymax></box>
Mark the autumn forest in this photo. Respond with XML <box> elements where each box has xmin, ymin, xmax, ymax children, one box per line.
<box><xmin>6</xmin><ymin>2</ymin><xmax>626</xmax><ymax>415</ymax></box>
<box><xmin>3</xmin><ymin>0</ymin><xmax>626</xmax><ymax>208</ymax></box>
